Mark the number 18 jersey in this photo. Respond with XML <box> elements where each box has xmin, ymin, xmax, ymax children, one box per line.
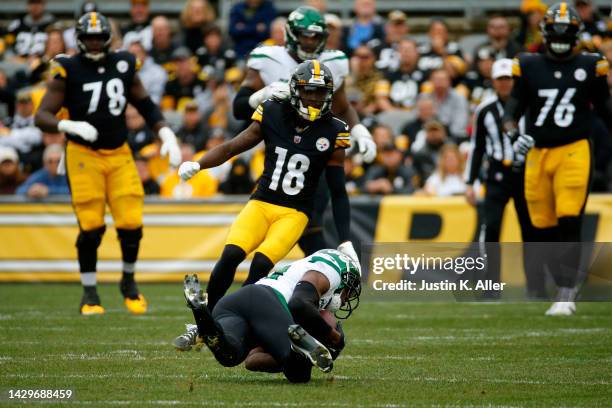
<box><xmin>511</xmin><ymin>53</ymin><xmax>609</xmax><ymax>148</ymax></box>
<box><xmin>51</xmin><ymin>51</ymin><xmax>138</xmax><ymax>150</ymax></box>
<box><xmin>250</xmin><ymin>99</ymin><xmax>350</xmax><ymax>216</ymax></box>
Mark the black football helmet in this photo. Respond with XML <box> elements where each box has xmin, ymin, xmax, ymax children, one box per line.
<box><xmin>541</xmin><ymin>2</ymin><xmax>584</xmax><ymax>59</ymax></box>
<box><xmin>76</xmin><ymin>11</ymin><xmax>112</xmax><ymax>61</ymax></box>
<box><xmin>289</xmin><ymin>60</ymin><xmax>334</xmax><ymax>122</ymax></box>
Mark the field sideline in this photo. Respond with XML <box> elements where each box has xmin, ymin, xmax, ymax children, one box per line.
<box><xmin>1</xmin><ymin>283</ymin><xmax>611</xmax><ymax>407</ymax></box>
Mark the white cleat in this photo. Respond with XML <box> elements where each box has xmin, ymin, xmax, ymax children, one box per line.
<box><xmin>545</xmin><ymin>301</ymin><xmax>576</xmax><ymax>316</ymax></box>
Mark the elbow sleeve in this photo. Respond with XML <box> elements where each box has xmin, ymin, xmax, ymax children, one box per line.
<box><xmin>326</xmin><ymin>165</ymin><xmax>351</xmax><ymax>242</ymax></box>
<box><xmin>233</xmin><ymin>87</ymin><xmax>257</xmax><ymax>121</ymax></box>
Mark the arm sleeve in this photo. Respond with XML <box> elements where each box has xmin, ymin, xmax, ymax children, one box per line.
<box><xmin>288</xmin><ymin>281</ymin><xmax>333</xmax><ymax>341</ymax></box>
<box><xmin>131</xmin><ymin>96</ymin><xmax>165</xmax><ymax>130</ymax></box>
<box><xmin>466</xmin><ymin>107</ymin><xmax>487</xmax><ymax>184</ymax></box>
<box><xmin>233</xmin><ymin>87</ymin><xmax>257</xmax><ymax>121</ymax></box>
<box><xmin>325</xmin><ymin>164</ymin><xmax>351</xmax><ymax>242</ymax></box>
<box><xmin>592</xmin><ymin>58</ymin><xmax>611</xmax><ymax>128</ymax></box>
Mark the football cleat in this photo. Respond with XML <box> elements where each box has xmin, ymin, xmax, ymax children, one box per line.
<box><xmin>545</xmin><ymin>301</ymin><xmax>576</xmax><ymax>316</ymax></box>
<box><xmin>173</xmin><ymin>323</ymin><xmax>204</xmax><ymax>352</ymax></box>
<box><xmin>80</xmin><ymin>291</ymin><xmax>105</xmax><ymax>315</ymax></box>
<box><xmin>183</xmin><ymin>274</ymin><xmax>208</xmax><ymax>310</ymax></box>
<box><xmin>288</xmin><ymin>324</ymin><xmax>333</xmax><ymax>373</ymax></box>
<box><xmin>124</xmin><ymin>294</ymin><xmax>148</xmax><ymax>315</ymax></box>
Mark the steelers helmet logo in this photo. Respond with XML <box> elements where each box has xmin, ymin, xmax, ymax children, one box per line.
<box><xmin>316</xmin><ymin>137</ymin><xmax>330</xmax><ymax>151</ymax></box>
<box><xmin>574</xmin><ymin>68</ymin><xmax>586</xmax><ymax>81</ymax></box>
<box><xmin>117</xmin><ymin>60</ymin><xmax>128</xmax><ymax>73</ymax></box>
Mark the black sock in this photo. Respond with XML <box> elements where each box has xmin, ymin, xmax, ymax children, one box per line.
<box><xmin>243</xmin><ymin>252</ymin><xmax>274</xmax><ymax>286</ymax></box>
<box><xmin>206</xmin><ymin>244</ymin><xmax>246</xmax><ymax>311</ymax></box>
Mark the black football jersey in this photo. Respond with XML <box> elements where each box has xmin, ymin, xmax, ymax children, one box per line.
<box><xmin>511</xmin><ymin>52</ymin><xmax>610</xmax><ymax>147</ymax></box>
<box><xmin>6</xmin><ymin>14</ymin><xmax>55</xmax><ymax>57</ymax></box>
<box><xmin>382</xmin><ymin>67</ymin><xmax>426</xmax><ymax>109</ymax></box>
<box><xmin>250</xmin><ymin>99</ymin><xmax>350</xmax><ymax>215</ymax></box>
<box><xmin>51</xmin><ymin>51</ymin><xmax>138</xmax><ymax>150</ymax></box>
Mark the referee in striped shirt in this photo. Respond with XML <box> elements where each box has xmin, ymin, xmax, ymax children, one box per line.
<box><xmin>465</xmin><ymin>59</ymin><xmax>545</xmax><ymax>299</ymax></box>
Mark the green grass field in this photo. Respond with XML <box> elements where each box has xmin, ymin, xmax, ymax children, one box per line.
<box><xmin>1</xmin><ymin>283</ymin><xmax>611</xmax><ymax>407</ymax></box>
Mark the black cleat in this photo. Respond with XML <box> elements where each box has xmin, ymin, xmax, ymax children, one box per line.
<box><xmin>120</xmin><ymin>276</ymin><xmax>140</xmax><ymax>300</ymax></box>
<box><xmin>288</xmin><ymin>324</ymin><xmax>333</xmax><ymax>373</ymax></box>
<box><xmin>183</xmin><ymin>274</ymin><xmax>208</xmax><ymax>310</ymax></box>
<box><xmin>79</xmin><ymin>291</ymin><xmax>105</xmax><ymax>315</ymax></box>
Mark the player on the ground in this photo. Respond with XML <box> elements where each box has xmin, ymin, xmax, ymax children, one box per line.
<box><xmin>173</xmin><ymin>248</ymin><xmax>361</xmax><ymax>382</ymax></box>
<box><xmin>503</xmin><ymin>2</ymin><xmax>610</xmax><ymax>316</ymax></box>
<box><xmin>179</xmin><ymin>60</ymin><xmax>356</xmax><ymax>311</ymax></box>
<box><xmin>35</xmin><ymin>12</ymin><xmax>182</xmax><ymax>315</ymax></box>
<box><xmin>232</xmin><ymin>6</ymin><xmax>376</xmax><ymax>256</ymax></box>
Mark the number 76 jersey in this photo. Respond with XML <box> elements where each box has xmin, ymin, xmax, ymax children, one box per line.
<box><xmin>250</xmin><ymin>99</ymin><xmax>350</xmax><ymax>216</ymax></box>
<box><xmin>50</xmin><ymin>51</ymin><xmax>137</xmax><ymax>150</ymax></box>
<box><xmin>511</xmin><ymin>53</ymin><xmax>609</xmax><ymax>148</ymax></box>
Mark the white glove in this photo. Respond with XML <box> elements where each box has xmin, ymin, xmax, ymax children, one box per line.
<box><xmin>58</xmin><ymin>120</ymin><xmax>98</xmax><ymax>143</ymax></box>
<box><xmin>512</xmin><ymin>134</ymin><xmax>535</xmax><ymax>167</ymax></box>
<box><xmin>248</xmin><ymin>81</ymin><xmax>290</xmax><ymax>108</ymax></box>
<box><xmin>337</xmin><ymin>241</ymin><xmax>361</xmax><ymax>276</ymax></box>
<box><xmin>178</xmin><ymin>161</ymin><xmax>200</xmax><ymax>181</ymax></box>
<box><xmin>350</xmin><ymin>124</ymin><xmax>377</xmax><ymax>163</ymax></box>
<box><xmin>158</xmin><ymin>126</ymin><xmax>182</xmax><ymax>167</ymax></box>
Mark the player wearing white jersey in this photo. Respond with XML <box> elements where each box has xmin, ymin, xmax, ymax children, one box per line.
<box><xmin>173</xmin><ymin>249</ymin><xmax>361</xmax><ymax>382</ymax></box>
<box><xmin>232</xmin><ymin>6</ymin><xmax>375</xmax><ymax>258</ymax></box>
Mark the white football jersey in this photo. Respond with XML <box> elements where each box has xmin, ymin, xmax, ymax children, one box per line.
<box><xmin>247</xmin><ymin>45</ymin><xmax>349</xmax><ymax>92</ymax></box>
<box><xmin>257</xmin><ymin>249</ymin><xmax>345</xmax><ymax>310</ymax></box>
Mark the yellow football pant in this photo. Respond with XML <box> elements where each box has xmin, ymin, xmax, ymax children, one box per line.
<box><xmin>226</xmin><ymin>199</ymin><xmax>309</xmax><ymax>263</ymax></box>
<box><xmin>66</xmin><ymin>141</ymin><xmax>144</xmax><ymax>231</ymax></box>
<box><xmin>524</xmin><ymin>138</ymin><xmax>591</xmax><ymax>228</ymax></box>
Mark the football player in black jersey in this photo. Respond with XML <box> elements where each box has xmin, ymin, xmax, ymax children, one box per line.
<box><xmin>179</xmin><ymin>60</ymin><xmax>355</xmax><ymax>311</ymax></box>
<box><xmin>35</xmin><ymin>12</ymin><xmax>182</xmax><ymax>315</ymax></box>
<box><xmin>503</xmin><ymin>2</ymin><xmax>610</xmax><ymax>315</ymax></box>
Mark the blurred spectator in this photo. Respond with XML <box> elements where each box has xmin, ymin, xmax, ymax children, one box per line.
<box><xmin>160</xmin><ymin>143</ymin><xmax>218</xmax><ymax>198</ymax></box>
<box><xmin>418</xmin><ymin>18</ymin><xmax>467</xmax><ymax>81</ymax></box>
<box><xmin>427</xmin><ymin>69</ymin><xmax>469</xmax><ymax>141</ymax></box>
<box><xmin>109</xmin><ymin>18</ymin><xmax>124</xmax><ymax>52</ymax></box>
<box><xmin>0</xmin><ymin>70</ymin><xmax>15</xmax><ymax>123</ymax></box>
<box><xmin>575</xmin><ymin>0</ymin><xmax>608</xmax><ymax>51</ymax></box>
<box><xmin>424</xmin><ymin>144</ymin><xmax>466</xmax><ymax>196</ymax></box>
<box><xmin>127</xmin><ymin>41</ymin><xmax>167</xmax><ymax>104</ymax></box>
<box><xmin>64</xmin><ymin>1</ymin><xmax>98</xmax><ymax>53</ymax></box>
<box><xmin>364</xmin><ymin>143</ymin><xmax>416</xmax><ymax>194</ymax></box>
<box><xmin>343</xmin><ymin>0</ymin><xmax>384</xmax><ymax>54</ymax></box>
<box><xmin>264</xmin><ymin>17</ymin><xmax>287</xmax><ymax>46</ymax></box>
<box><xmin>462</xmin><ymin>47</ymin><xmax>496</xmax><ymax>111</ymax></box>
<box><xmin>229</xmin><ymin>0</ymin><xmax>277</xmax><ymax>59</ymax></box>
<box><xmin>16</xmin><ymin>144</ymin><xmax>68</xmax><ymax>198</ymax></box>
<box><xmin>201</xmin><ymin>78</ymin><xmax>245</xmax><ymax>136</ymax></box>
<box><xmin>343</xmin><ymin>156</ymin><xmax>365</xmax><ymax>194</ymax></box>
<box><xmin>324</xmin><ymin>14</ymin><xmax>344</xmax><ymax>50</ymax></box>
<box><xmin>177</xmin><ymin>100</ymin><xmax>209</xmax><ymax>151</ymax></box>
<box><xmin>373</xmin><ymin>10</ymin><xmax>410</xmax><ymax>71</ymax></box>
<box><xmin>30</xmin><ymin>25</ymin><xmax>67</xmax><ymax>84</ymax></box>
<box><xmin>196</xmin><ymin>25</ymin><xmax>237</xmax><ymax>78</ymax></box>
<box><xmin>5</xmin><ymin>0</ymin><xmax>56</xmax><ymax>58</ymax></box>
<box><xmin>219</xmin><ymin>158</ymin><xmax>255</xmax><ymax>194</ymax></box>
<box><xmin>161</xmin><ymin>47</ymin><xmax>207</xmax><ymax>112</ymax></box>
<box><xmin>378</xmin><ymin>38</ymin><xmax>426</xmax><ymax>111</ymax></box>
<box><xmin>400</xmin><ymin>94</ymin><xmax>437</xmax><ymax>145</ymax></box>
<box><xmin>180</xmin><ymin>0</ymin><xmax>216</xmax><ymax>53</ymax></box>
<box><xmin>134</xmin><ymin>154</ymin><xmax>160</xmax><ymax>195</ymax></box>
<box><xmin>0</xmin><ymin>146</ymin><xmax>25</xmax><ymax>194</ymax></box>
<box><xmin>516</xmin><ymin>0</ymin><xmax>547</xmax><ymax>53</ymax></box>
<box><xmin>150</xmin><ymin>16</ymin><xmax>176</xmax><ymax>71</ymax></box>
<box><xmin>121</xmin><ymin>0</ymin><xmax>153</xmax><ymax>51</ymax></box>
<box><xmin>371</xmin><ymin>124</ymin><xmax>394</xmax><ymax>156</ymax></box>
<box><xmin>345</xmin><ymin>45</ymin><xmax>386</xmax><ymax>115</ymax></box>
<box><xmin>411</xmin><ymin>120</ymin><xmax>448</xmax><ymax>184</ymax></box>
<box><xmin>473</xmin><ymin>15</ymin><xmax>523</xmax><ymax>65</ymax></box>
<box><xmin>306</xmin><ymin>0</ymin><xmax>327</xmax><ymax>13</ymax></box>
<box><xmin>125</xmin><ymin>105</ymin><xmax>154</xmax><ymax>153</ymax></box>
<box><xmin>0</xmin><ymin>89</ymin><xmax>43</xmax><ymax>171</ymax></box>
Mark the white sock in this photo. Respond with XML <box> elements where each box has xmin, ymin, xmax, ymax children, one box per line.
<box><xmin>80</xmin><ymin>272</ymin><xmax>97</xmax><ymax>287</ymax></box>
<box><xmin>123</xmin><ymin>262</ymin><xmax>136</xmax><ymax>274</ymax></box>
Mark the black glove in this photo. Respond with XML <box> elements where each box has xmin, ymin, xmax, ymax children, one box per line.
<box><xmin>328</xmin><ymin>321</ymin><xmax>346</xmax><ymax>360</ymax></box>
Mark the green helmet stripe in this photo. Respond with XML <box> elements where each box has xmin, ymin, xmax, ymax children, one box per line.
<box><xmin>309</xmin><ymin>256</ymin><xmax>343</xmax><ymax>277</ymax></box>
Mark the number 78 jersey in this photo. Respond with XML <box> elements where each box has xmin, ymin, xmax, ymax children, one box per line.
<box><xmin>250</xmin><ymin>99</ymin><xmax>350</xmax><ymax>216</ymax></box>
<box><xmin>50</xmin><ymin>51</ymin><xmax>137</xmax><ymax>150</ymax></box>
<box><xmin>511</xmin><ymin>53</ymin><xmax>609</xmax><ymax>148</ymax></box>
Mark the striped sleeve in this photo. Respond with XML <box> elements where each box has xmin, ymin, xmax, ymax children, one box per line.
<box><xmin>333</xmin><ymin>118</ymin><xmax>350</xmax><ymax>149</ymax></box>
<box><xmin>595</xmin><ymin>58</ymin><xmax>609</xmax><ymax>77</ymax></box>
<box><xmin>251</xmin><ymin>104</ymin><xmax>264</xmax><ymax>123</ymax></box>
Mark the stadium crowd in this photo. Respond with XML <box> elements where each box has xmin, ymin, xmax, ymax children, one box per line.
<box><xmin>0</xmin><ymin>0</ymin><xmax>610</xmax><ymax>199</ymax></box>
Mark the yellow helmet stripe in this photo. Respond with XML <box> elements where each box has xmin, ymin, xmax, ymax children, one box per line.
<box><xmin>91</xmin><ymin>12</ymin><xmax>98</xmax><ymax>29</ymax></box>
<box><xmin>559</xmin><ymin>2</ymin><xmax>567</xmax><ymax>18</ymax></box>
<box><xmin>313</xmin><ymin>60</ymin><xmax>320</xmax><ymax>78</ymax></box>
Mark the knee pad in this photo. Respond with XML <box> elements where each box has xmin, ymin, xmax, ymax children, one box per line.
<box><xmin>76</xmin><ymin>226</ymin><xmax>106</xmax><ymax>251</ymax></box>
<box><xmin>116</xmin><ymin>227</ymin><xmax>143</xmax><ymax>245</ymax></box>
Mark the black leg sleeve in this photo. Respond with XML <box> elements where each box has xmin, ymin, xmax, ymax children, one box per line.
<box><xmin>243</xmin><ymin>252</ymin><xmax>274</xmax><ymax>286</ymax></box>
<box><xmin>207</xmin><ymin>244</ymin><xmax>247</xmax><ymax>311</ymax></box>
<box><xmin>76</xmin><ymin>226</ymin><xmax>106</xmax><ymax>272</ymax></box>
